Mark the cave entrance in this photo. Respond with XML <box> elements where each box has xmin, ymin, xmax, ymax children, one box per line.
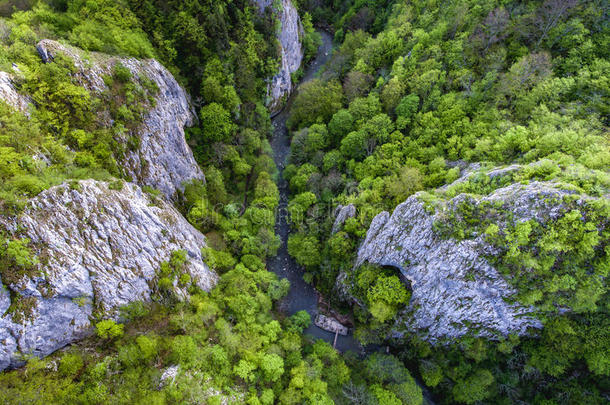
<box><xmin>380</xmin><ymin>264</ymin><xmax>413</xmax><ymax>291</ymax></box>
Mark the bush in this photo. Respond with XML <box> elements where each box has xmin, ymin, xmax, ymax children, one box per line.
<box><xmin>119</xmin><ymin>301</ymin><xmax>149</xmax><ymax>321</ymax></box>
<box><xmin>112</xmin><ymin>63</ymin><xmax>132</xmax><ymax>83</ymax></box>
<box><xmin>0</xmin><ymin>238</ymin><xmax>38</xmax><ymax>285</ymax></box>
<box><xmin>58</xmin><ymin>353</ymin><xmax>84</xmax><ymax>378</ymax></box>
<box><xmin>170</xmin><ymin>335</ymin><xmax>199</xmax><ymax>368</ymax></box>
<box><xmin>95</xmin><ymin>319</ymin><xmax>124</xmax><ymax>341</ymax></box>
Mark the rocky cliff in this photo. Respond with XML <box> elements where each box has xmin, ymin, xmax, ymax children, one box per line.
<box><xmin>36</xmin><ymin>40</ymin><xmax>204</xmax><ymax>199</ymax></box>
<box><xmin>0</xmin><ymin>180</ymin><xmax>217</xmax><ymax>370</ymax></box>
<box><xmin>342</xmin><ymin>180</ymin><xmax>598</xmax><ymax>342</ymax></box>
<box><xmin>0</xmin><ymin>71</ymin><xmax>30</xmax><ymax>114</ymax></box>
<box><xmin>254</xmin><ymin>0</ymin><xmax>303</xmax><ymax>113</ymax></box>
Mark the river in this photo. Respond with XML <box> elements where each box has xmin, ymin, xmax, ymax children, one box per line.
<box><xmin>267</xmin><ymin>30</ymin><xmax>436</xmax><ymax>404</ymax></box>
<box><xmin>267</xmin><ymin>31</ymin><xmax>362</xmax><ymax>353</ymax></box>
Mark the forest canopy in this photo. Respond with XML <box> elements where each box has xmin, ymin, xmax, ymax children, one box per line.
<box><xmin>0</xmin><ymin>0</ymin><xmax>608</xmax><ymax>404</ymax></box>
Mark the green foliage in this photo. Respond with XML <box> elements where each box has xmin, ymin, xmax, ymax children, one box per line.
<box><xmin>0</xmin><ymin>4</ymin><xmax>167</xmax><ymax>214</ymax></box>
<box><xmin>451</xmin><ymin>369</ymin><xmax>494</xmax><ymax>404</ymax></box>
<box><xmin>344</xmin><ymin>264</ymin><xmax>413</xmax><ymax>325</ymax></box>
<box><xmin>287</xmin><ymin>79</ymin><xmax>343</xmax><ymax>130</ymax></box>
<box><xmin>491</xmin><ymin>203</ymin><xmax>608</xmax><ymax>315</ymax></box>
<box><xmin>259</xmin><ymin>353</ymin><xmax>284</xmax><ymax>382</ymax></box>
<box><xmin>283</xmin><ymin>2</ymin><xmax>609</xmax><ymax>404</ymax></box>
<box><xmin>395</xmin><ymin>94</ymin><xmax>419</xmax><ymax>130</ymax></box>
<box><xmin>419</xmin><ymin>360</ymin><xmax>443</xmax><ymax>388</ymax></box>
<box><xmin>328</xmin><ymin>109</ymin><xmax>354</xmax><ymax>144</ymax></box>
<box><xmin>0</xmin><ymin>1</ymin><xmax>608</xmax><ymax>404</ymax></box>
<box><xmin>340</xmin><ymin>353</ymin><xmax>423</xmax><ymax>405</ymax></box>
<box><xmin>287</xmin><ymin>233</ymin><xmax>321</xmax><ymax>268</ymax></box>
<box><xmin>287</xmin><ymin>310</ymin><xmax>311</xmax><ymax>333</ymax></box>
<box><xmin>0</xmin><ymin>237</ymin><xmax>38</xmax><ymax>286</ymax></box>
<box><xmin>95</xmin><ymin>319</ymin><xmax>124</xmax><ymax>341</ymax></box>
<box><xmin>119</xmin><ymin>301</ymin><xmax>149</xmax><ymax>322</ymax></box>
<box><xmin>58</xmin><ymin>352</ymin><xmax>84</xmax><ymax>378</ymax></box>
<box><xmin>301</xmin><ymin>12</ymin><xmax>322</xmax><ymax>63</ymax></box>
<box><xmin>157</xmin><ymin>250</ymin><xmax>191</xmax><ymax>294</ymax></box>
<box><xmin>201</xmin><ymin>76</ymin><xmax>241</xmax><ymax>114</ymax></box>
<box><xmin>268</xmin><ymin>277</ymin><xmax>290</xmax><ymax>301</ymax></box>
<box><xmin>366</xmin><ymin>275</ymin><xmax>410</xmax><ymax>322</ymax></box>
<box><xmin>127</xmin><ymin>0</ymin><xmax>277</xmax><ymax>101</ymax></box>
<box><xmin>199</xmin><ymin>103</ymin><xmax>236</xmax><ymax>143</ymax></box>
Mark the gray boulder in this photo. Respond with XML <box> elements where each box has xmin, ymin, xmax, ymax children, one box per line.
<box><xmin>0</xmin><ymin>180</ymin><xmax>217</xmax><ymax>370</ymax></box>
<box><xmin>254</xmin><ymin>0</ymin><xmax>303</xmax><ymax>113</ymax></box>
<box><xmin>345</xmin><ymin>181</ymin><xmax>590</xmax><ymax>342</ymax></box>
<box><xmin>35</xmin><ymin>40</ymin><xmax>204</xmax><ymax>199</ymax></box>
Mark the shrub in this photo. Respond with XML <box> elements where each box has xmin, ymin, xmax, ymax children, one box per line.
<box><xmin>58</xmin><ymin>352</ymin><xmax>83</xmax><ymax>378</ymax></box>
<box><xmin>119</xmin><ymin>301</ymin><xmax>149</xmax><ymax>321</ymax></box>
<box><xmin>95</xmin><ymin>319</ymin><xmax>124</xmax><ymax>341</ymax></box>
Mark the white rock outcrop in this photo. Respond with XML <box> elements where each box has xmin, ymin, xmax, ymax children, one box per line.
<box><xmin>347</xmin><ymin>182</ymin><xmax>589</xmax><ymax>342</ymax></box>
<box><xmin>0</xmin><ymin>180</ymin><xmax>217</xmax><ymax>370</ymax></box>
<box><xmin>159</xmin><ymin>365</ymin><xmax>180</xmax><ymax>389</ymax></box>
<box><xmin>0</xmin><ymin>71</ymin><xmax>30</xmax><ymax>114</ymax></box>
<box><xmin>35</xmin><ymin>40</ymin><xmax>204</xmax><ymax>199</ymax></box>
<box><xmin>254</xmin><ymin>0</ymin><xmax>303</xmax><ymax>113</ymax></box>
<box><xmin>332</xmin><ymin>204</ymin><xmax>356</xmax><ymax>234</ymax></box>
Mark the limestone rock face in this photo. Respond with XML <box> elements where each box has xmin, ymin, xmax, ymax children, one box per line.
<box><xmin>254</xmin><ymin>0</ymin><xmax>303</xmax><ymax>113</ymax></box>
<box><xmin>347</xmin><ymin>182</ymin><xmax>588</xmax><ymax>342</ymax></box>
<box><xmin>0</xmin><ymin>71</ymin><xmax>30</xmax><ymax>114</ymax></box>
<box><xmin>0</xmin><ymin>180</ymin><xmax>217</xmax><ymax>370</ymax></box>
<box><xmin>332</xmin><ymin>204</ymin><xmax>356</xmax><ymax>234</ymax></box>
<box><xmin>35</xmin><ymin>40</ymin><xmax>204</xmax><ymax>199</ymax></box>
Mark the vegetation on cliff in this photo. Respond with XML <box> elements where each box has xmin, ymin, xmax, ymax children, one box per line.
<box><xmin>286</xmin><ymin>0</ymin><xmax>609</xmax><ymax>403</ymax></box>
<box><xmin>0</xmin><ymin>0</ymin><xmax>607</xmax><ymax>404</ymax></box>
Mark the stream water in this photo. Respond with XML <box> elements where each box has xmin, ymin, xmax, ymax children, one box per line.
<box><xmin>267</xmin><ymin>31</ymin><xmax>436</xmax><ymax>404</ymax></box>
<box><xmin>267</xmin><ymin>31</ymin><xmax>362</xmax><ymax>353</ymax></box>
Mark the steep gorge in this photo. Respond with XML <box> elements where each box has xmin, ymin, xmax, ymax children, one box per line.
<box><xmin>0</xmin><ymin>42</ymin><xmax>216</xmax><ymax>370</ymax></box>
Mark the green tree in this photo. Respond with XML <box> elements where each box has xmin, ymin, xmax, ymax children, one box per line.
<box><xmin>452</xmin><ymin>369</ymin><xmax>494</xmax><ymax>404</ymax></box>
<box><xmin>395</xmin><ymin>94</ymin><xmax>419</xmax><ymax>130</ymax></box>
<box><xmin>287</xmin><ymin>79</ymin><xmax>343</xmax><ymax>130</ymax></box>
<box><xmin>287</xmin><ymin>310</ymin><xmax>311</xmax><ymax>333</ymax></box>
<box><xmin>328</xmin><ymin>109</ymin><xmax>354</xmax><ymax>145</ymax></box>
<box><xmin>199</xmin><ymin>103</ymin><xmax>236</xmax><ymax>143</ymax></box>
<box><xmin>287</xmin><ymin>233</ymin><xmax>321</xmax><ymax>267</ymax></box>
<box><xmin>259</xmin><ymin>353</ymin><xmax>284</xmax><ymax>382</ymax></box>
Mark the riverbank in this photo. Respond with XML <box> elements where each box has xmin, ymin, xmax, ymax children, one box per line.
<box><xmin>266</xmin><ymin>30</ymin><xmax>363</xmax><ymax>353</ymax></box>
<box><xmin>266</xmin><ymin>30</ymin><xmax>437</xmax><ymax>404</ymax></box>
